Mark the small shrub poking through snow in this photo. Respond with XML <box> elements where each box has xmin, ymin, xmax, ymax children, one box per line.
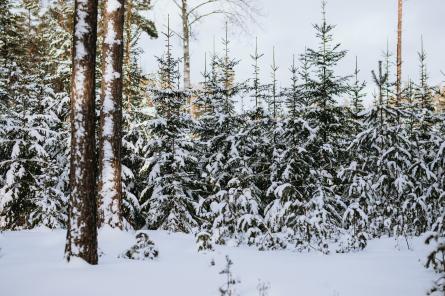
<box><xmin>219</xmin><ymin>255</ymin><xmax>240</xmax><ymax>296</ymax></box>
<box><xmin>119</xmin><ymin>232</ymin><xmax>159</xmax><ymax>260</ymax></box>
<box><xmin>425</xmin><ymin>233</ymin><xmax>445</xmax><ymax>295</ymax></box>
<box><xmin>256</xmin><ymin>280</ymin><xmax>270</xmax><ymax>296</ymax></box>
<box><xmin>196</xmin><ymin>231</ymin><xmax>214</xmax><ymax>252</ymax></box>
<box><xmin>336</xmin><ymin>232</ymin><xmax>368</xmax><ymax>253</ymax></box>
<box><xmin>257</xmin><ymin>232</ymin><xmax>287</xmax><ymax>251</ymax></box>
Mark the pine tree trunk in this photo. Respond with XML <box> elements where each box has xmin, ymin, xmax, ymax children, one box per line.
<box><xmin>98</xmin><ymin>0</ymin><xmax>125</xmax><ymax>229</ymax></box>
<box><xmin>124</xmin><ymin>0</ymin><xmax>132</xmax><ymax>110</ymax></box>
<box><xmin>396</xmin><ymin>0</ymin><xmax>403</xmax><ymax>103</ymax></box>
<box><xmin>65</xmin><ymin>0</ymin><xmax>99</xmax><ymax>265</ymax></box>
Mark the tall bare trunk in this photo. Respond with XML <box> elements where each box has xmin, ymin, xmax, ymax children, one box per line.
<box><xmin>181</xmin><ymin>0</ymin><xmax>196</xmax><ymax>117</ymax></box>
<box><xmin>98</xmin><ymin>0</ymin><xmax>125</xmax><ymax>229</ymax></box>
<box><xmin>396</xmin><ymin>0</ymin><xmax>403</xmax><ymax>104</ymax></box>
<box><xmin>182</xmin><ymin>0</ymin><xmax>191</xmax><ymax>89</ymax></box>
<box><xmin>65</xmin><ymin>0</ymin><xmax>99</xmax><ymax>265</ymax></box>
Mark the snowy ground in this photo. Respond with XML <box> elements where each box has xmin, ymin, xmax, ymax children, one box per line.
<box><xmin>0</xmin><ymin>228</ymin><xmax>436</xmax><ymax>296</ymax></box>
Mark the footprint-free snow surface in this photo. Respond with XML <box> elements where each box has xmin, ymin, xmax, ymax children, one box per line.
<box><xmin>0</xmin><ymin>228</ymin><xmax>436</xmax><ymax>296</ymax></box>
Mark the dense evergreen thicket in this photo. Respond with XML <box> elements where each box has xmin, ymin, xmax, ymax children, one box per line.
<box><xmin>0</xmin><ymin>0</ymin><xmax>444</xmax><ymax>269</ymax></box>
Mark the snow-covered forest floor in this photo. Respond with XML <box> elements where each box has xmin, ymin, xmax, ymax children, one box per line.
<box><xmin>0</xmin><ymin>229</ymin><xmax>436</xmax><ymax>296</ymax></box>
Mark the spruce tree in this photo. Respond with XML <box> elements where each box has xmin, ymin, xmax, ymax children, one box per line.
<box><xmin>141</xmin><ymin>22</ymin><xmax>199</xmax><ymax>233</ymax></box>
<box><xmin>284</xmin><ymin>55</ymin><xmax>304</xmax><ymax>118</ymax></box>
<box><xmin>303</xmin><ymin>1</ymin><xmax>349</xmax><ymax>142</ymax></box>
<box><xmin>342</xmin><ymin>61</ymin><xmax>416</xmax><ymax>242</ymax></box>
<box><xmin>44</xmin><ymin>0</ymin><xmax>74</xmax><ymax>94</ymax></box>
<box><xmin>263</xmin><ymin>55</ymin><xmax>315</xmax><ymax>250</ymax></box>
<box><xmin>0</xmin><ymin>0</ymin><xmax>30</xmax><ymax>229</ymax></box>
<box><xmin>0</xmin><ymin>0</ymin><xmax>68</xmax><ymax>230</ymax></box>
<box><xmin>349</xmin><ymin>57</ymin><xmax>366</xmax><ymax>118</ymax></box>
<box><xmin>196</xmin><ymin>47</ymin><xmax>238</xmax><ymax>244</ymax></box>
<box><xmin>120</xmin><ymin>1</ymin><xmax>157</xmax><ymax>229</ymax></box>
<box><xmin>249</xmin><ymin>38</ymin><xmax>268</xmax><ymax>117</ymax></box>
<box><xmin>411</xmin><ymin>38</ymin><xmax>437</xmax><ymax>139</ymax></box>
<box><xmin>266</xmin><ymin>47</ymin><xmax>282</xmax><ymax>118</ymax></box>
<box><xmin>30</xmin><ymin>3</ymin><xmax>70</xmax><ymax>228</ymax></box>
<box><xmin>336</xmin><ymin>57</ymin><xmax>367</xmax><ymax>251</ymax></box>
<box><xmin>245</xmin><ymin>41</ymin><xmax>273</xmax><ymax>238</ymax></box>
<box><xmin>197</xmin><ymin>27</ymin><xmax>263</xmax><ymax>245</ymax></box>
<box><xmin>0</xmin><ymin>0</ymin><xmax>27</xmax><ymax>106</ymax></box>
<box><xmin>401</xmin><ymin>41</ymin><xmax>439</xmax><ymax>236</ymax></box>
<box><xmin>295</xmin><ymin>1</ymin><xmax>350</xmax><ymax>252</ymax></box>
<box><xmin>265</xmin><ymin>115</ymin><xmax>317</xmax><ymax>250</ymax></box>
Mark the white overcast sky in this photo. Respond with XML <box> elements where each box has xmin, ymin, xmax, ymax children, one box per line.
<box><xmin>141</xmin><ymin>0</ymin><xmax>445</xmax><ymax>106</ymax></box>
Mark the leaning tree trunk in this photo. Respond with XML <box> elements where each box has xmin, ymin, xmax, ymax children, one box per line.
<box><xmin>98</xmin><ymin>0</ymin><xmax>125</xmax><ymax>229</ymax></box>
<box><xmin>396</xmin><ymin>0</ymin><xmax>403</xmax><ymax>104</ymax></box>
<box><xmin>65</xmin><ymin>0</ymin><xmax>99</xmax><ymax>265</ymax></box>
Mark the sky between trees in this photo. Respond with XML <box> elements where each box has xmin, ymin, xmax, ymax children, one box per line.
<box><xmin>142</xmin><ymin>0</ymin><xmax>445</xmax><ymax>108</ymax></box>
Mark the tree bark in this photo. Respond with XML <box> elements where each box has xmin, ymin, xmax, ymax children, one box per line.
<box><xmin>181</xmin><ymin>0</ymin><xmax>197</xmax><ymax>117</ymax></box>
<box><xmin>396</xmin><ymin>0</ymin><xmax>403</xmax><ymax>104</ymax></box>
<box><xmin>98</xmin><ymin>0</ymin><xmax>125</xmax><ymax>229</ymax></box>
<box><xmin>65</xmin><ymin>0</ymin><xmax>99</xmax><ymax>265</ymax></box>
<box><xmin>124</xmin><ymin>0</ymin><xmax>132</xmax><ymax>110</ymax></box>
<box><xmin>181</xmin><ymin>0</ymin><xmax>191</xmax><ymax>90</ymax></box>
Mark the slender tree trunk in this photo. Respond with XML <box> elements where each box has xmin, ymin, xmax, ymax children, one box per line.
<box><xmin>181</xmin><ymin>0</ymin><xmax>191</xmax><ymax>89</ymax></box>
<box><xmin>124</xmin><ymin>0</ymin><xmax>132</xmax><ymax>110</ymax></box>
<box><xmin>65</xmin><ymin>0</ymin><xmax>99</xmax><ymax>265</ymax></box>
<box><xmin>271</xmin><ymin>46</ymin><xmax>277</xmax><ymax>119</ymax></box>
<box><xmin>396</xmin><ymin>0</ymin><xmax>403</xmax><ymax>104</ymax></box>
<box><xmin>181</xmin><ymin>0</ymin><xmax>196</xmax><ymax>117</ymax></box>
<box><xmin>98</xmin><ymin>0</ymin><xmax>125</xmax><ymax>229</ymax></box>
